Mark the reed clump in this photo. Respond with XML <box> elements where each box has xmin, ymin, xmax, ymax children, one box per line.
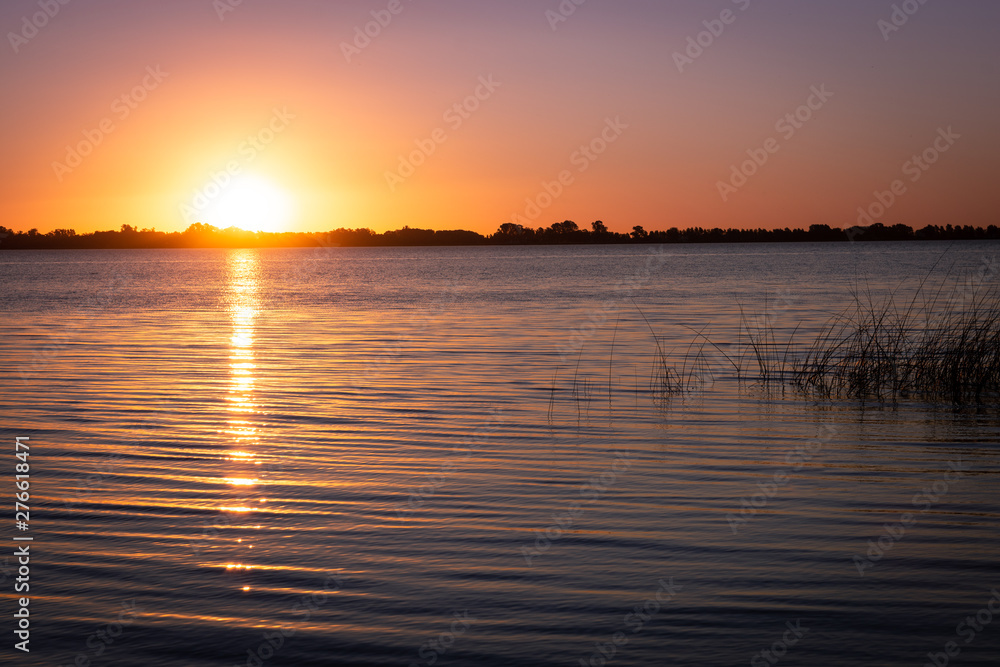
<box><xmin>646</xmin><ymin>277</ymin><xmax>1000</xmax><ymax>405</ymax></box>
<box><xmin>792</xmin><ymin>282</ymin><xmax>1000</xmax><ymax>404</ymax></box>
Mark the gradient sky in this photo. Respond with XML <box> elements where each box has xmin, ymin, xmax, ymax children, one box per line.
<box><xmin>1</xmin><ymin>0</ymin><xmax>997</xmax><ymax>235</ymax></box>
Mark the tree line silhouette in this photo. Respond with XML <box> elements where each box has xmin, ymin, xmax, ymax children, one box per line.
<box><xmin>1</xmin><ymin>221</ymin><xmax>997</xmax><ymax>250</ymax></box>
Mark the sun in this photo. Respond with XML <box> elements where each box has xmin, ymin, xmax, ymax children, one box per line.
<box><xmin>202</xmin><ymin>174</ymin><xmax>295</xmax><ymax>233</ymax></box>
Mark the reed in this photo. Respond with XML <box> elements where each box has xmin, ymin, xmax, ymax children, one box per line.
<box><xmin>551</xmin><ymin>275</ymin><xmax>998</xmax><ymax>411</ymax></box>
<box><xmin>791</xmin><ymin>280</ymin><xmax>1000</xmax><ymax>403</ymax></box>
<box><xmin>647</xmin><ymin>276</ymin><xmax>1000</xmax><ymax>405</ymax></box>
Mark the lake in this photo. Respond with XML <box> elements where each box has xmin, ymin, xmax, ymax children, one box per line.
<box><xmin>1</xmin><ymin>241</ymin><xmax>998</xmax><ymax>666</ymax></box>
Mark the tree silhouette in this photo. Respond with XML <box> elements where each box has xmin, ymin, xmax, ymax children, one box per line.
<box><xmin>550</xmin><ymin>220</ymin><xmax>579</xmax><ymax>235</ymax></box>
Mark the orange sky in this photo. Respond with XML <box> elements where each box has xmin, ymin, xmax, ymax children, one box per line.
<box><xmin>1</xmin><ymin>0</ymin><xmax>997</xmax><ymax>236</ymax></box>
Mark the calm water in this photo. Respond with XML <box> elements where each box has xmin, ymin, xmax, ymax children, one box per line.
<box><xmin>1</xmin><ymin>242</ymin><xmax>999</xmax><ymax>667</ymax></box>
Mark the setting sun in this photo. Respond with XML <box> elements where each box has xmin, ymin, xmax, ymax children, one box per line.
<box><xmin>200</xmin><ymin>174</ymin><xmax>295</xmax><ymax>232</ymax></box>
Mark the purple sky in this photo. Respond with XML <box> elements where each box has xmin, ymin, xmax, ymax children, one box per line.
<box><xmin>1</xmin><ymin>0</ymin><xmax>997</xmax><ymax>234</ymax></box>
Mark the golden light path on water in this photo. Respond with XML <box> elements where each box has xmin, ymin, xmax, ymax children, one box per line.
<box><xmin>223</xmin><ymin>250</ymin><xmax>263</xmax><ymax>589</ymax></box>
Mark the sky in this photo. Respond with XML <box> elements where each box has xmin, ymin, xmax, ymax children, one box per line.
<box><xmin>0</xmin><ymin>0</ymin><xmax>997</xmax><ymax>236</ymax></box>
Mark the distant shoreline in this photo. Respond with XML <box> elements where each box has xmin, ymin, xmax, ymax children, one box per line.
<box><xmin>1</xmin><ymin>221</ymin><xmax>997</xmax><ymax>250</ymax></box>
